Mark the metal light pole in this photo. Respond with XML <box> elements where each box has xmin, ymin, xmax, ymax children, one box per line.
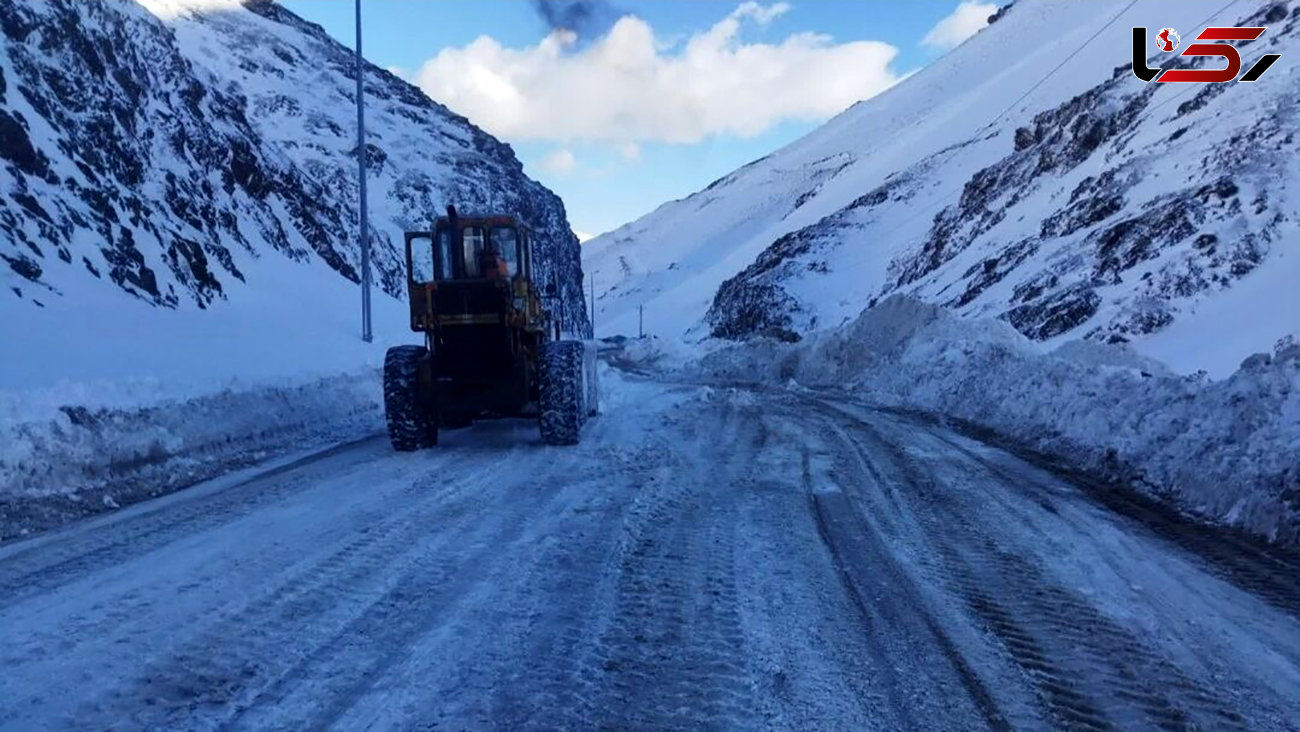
<box><xmin>355</xmin><ymin>0</ymin><xmax>373</xmax><ymax>343</ymax></box>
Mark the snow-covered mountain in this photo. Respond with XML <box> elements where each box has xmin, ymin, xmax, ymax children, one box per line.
<box><xmin>585</xmin><ymin>0</ymin><xmax>1300</xmax><ymax>376</ymax></box>
<box><xmin>0</xmin><ymin>0</ymin><xmax>587</xmax><ymax>389</ymax></box>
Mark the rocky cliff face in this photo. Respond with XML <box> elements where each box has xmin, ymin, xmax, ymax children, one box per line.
<box><xmin>0</xmin><ymin>0</ymin><xmax>588</xmax><ymax>333</ymax></box>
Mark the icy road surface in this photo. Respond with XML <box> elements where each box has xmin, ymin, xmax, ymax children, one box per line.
<box><xmin>2</xmin><ymin>374</ymin><xmax>1299</xmax><ymax>730</ymax></box>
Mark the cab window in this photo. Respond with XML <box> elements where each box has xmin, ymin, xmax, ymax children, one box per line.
<box><xmin>463</xmin><ymin>226</ymin><xmax>485</xmax><ymax>278</ymax></box>
<box><xmin>409</xmin><ymin>235</ymin><xmax>435</xmax><ymax>283</ymax></box>
<box><xmin>492</xmin><ymin>227</ymin><xmax>520</xmax><ymax>277</ymax></box>
<box><xmin>435</xmin><ymin>229</ymin><xmax>454</xmax><ymax>280</ymax></box>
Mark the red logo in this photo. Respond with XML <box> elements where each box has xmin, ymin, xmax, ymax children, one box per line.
<box><xmin>1155</xmin><ymin>28</ymin><xmax>1180</xmax><ymax>52</ymax></box>
<box><xmin>1132</xmin><ymin>26</ymin><xmax>1281</xmax><ymax>83</ymax></box>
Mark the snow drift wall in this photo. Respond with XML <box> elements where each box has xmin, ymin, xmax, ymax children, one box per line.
<box><xmin>0</xmin><ymin>370</ymin><xmax>383</xmax><ymax>541</ymax></box>
<box><xmin>698</xmin><ymin>296</ymin><xmax>1300</xmax><ymax>546</ymax></box>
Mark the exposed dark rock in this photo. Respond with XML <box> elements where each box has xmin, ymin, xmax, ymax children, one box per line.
<box><xmin>0</xmin><ymin>1</ymin><xmax>35</xmax><ymax>42</ymax></box>
<box><xmin>1002</xmin><ymin>284</ymin><xmax>1100</xmax><ymax>340</ymax></box>
<box><xmin>0</xmin><ymin>109</ymin><xmax>51</xmax><ymax>179</ymax></box>
<box><xmin>227</xmin><ymin>139</ymin><xmax>271</xmax><ymax>199</ymax></box>
<box><xmin>1040</xmin><ymin>170</ymin><xmax>1132</xmax><ymax>239</ymax></box>
<box><xmin>10</xmin><ymin>191</ymin><xmax>50</xmax><ymax>223</ymax></box>
<box><xmin>709</xmin><ymin>279</ymin><xmax>799</xmax><ymax>340</ymax></box>
<box><xmin>349</xmin><ymin>142</ymin><xmax>388</xmax><ymax>175</ymax></box>
<box><xmin>887</xmin><ymin>84</ymin><xmax>1153</xmax><ymax>294</ymax></box>
<box><xmin>987</xmin><ymin>2</ymin><xmax>1014</xmax><ymax>25</ymax></box>
<box><xmin>1114</xmin><ymin>307</ymin><xmax>1174</xmax><ymax>339</ymax></box>
<box><xmin>163</xmin><ymin>237</ymin><xmax>222</xmax><ymax>307</ymax></box>
<box><xmin>705</xmin><ymin>172</ymin><xmax>917</xmax><ymax>338</ymax></box>
<box><xmin>2</xmin><ymin>252</ymin><xmax>41</xmax><ymax>281</ymax></box>
<box><xmin>103</xmin><ymin>227</ymin><xmax>159</xmax><ymax>299</ymax></box>
<box><xmin>1177</xmin><ymin>84</ymin><xmax>1230</xmax><ymax>117</ymax></box>
<box><xmin>1013</xmin><ymin>127</ymin><xmax>1036</xmax><ymax>151</ymax></box>
<box><xmin>1240</xmin><ymin>352</ymin><xmax>1273</xmax><ymax>371</ymax></box>
<box><xmin>949</xmin><ymin>237</ymin><xmax>1038</xmax><ymax>308</ymax></box>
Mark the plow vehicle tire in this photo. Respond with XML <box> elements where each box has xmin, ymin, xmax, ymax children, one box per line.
<box><xmin>384</xmin><ymin>345</ymin><xmax>437</xmax><ymax>451</ymax></box>
<box><xmin>539</xmin><ymin>340</ymin><xmax>584</xmax><ymax>446</ymax></box>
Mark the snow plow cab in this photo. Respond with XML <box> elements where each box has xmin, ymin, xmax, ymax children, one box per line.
<box><xmin>383</xmin><ymin>206</ymin><xmax>596</xmax><ymax>450</ymax></box>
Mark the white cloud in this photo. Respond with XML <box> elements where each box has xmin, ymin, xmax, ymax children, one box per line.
<box><xmin>922</xmin><ymin>1</ymin><xmax>998</xmax><ymax>51</ymax></box>
<box><xmin>617</xmin><ymin>142</ymin><xmax>641</xmax><ymax>162</ymax></box>
<box><xmin>414</xmin><ymin>3</ymin><xmax>900</xmax><ymax>145</ymax></box>
<box><xmin>731</xmin><ymin>1</ymin><xmax>792</xmax><ymax>25</ymax></box>
<box><xmin>574</xmin><ymin>230</ymin><xmax>595</xmax><ymax>243</ymax></box>
<box><xmin>538</xmin><ymin>148</ymin><xmax>578</xmax><ymax>175</ymax></box>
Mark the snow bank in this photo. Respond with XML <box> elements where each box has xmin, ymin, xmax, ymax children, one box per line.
<box><xmin>696</xmin><ymin>296</ymin><xmax>1300</xmax><ymax>546</ymax></box>
<box><xmin>600</xmin><ymin>334</ymin><xmax>697</xmax><ymax>375</ymax></box>
<box><xmin>0</xmin><ymin>254</ymin><xmax>410</xmax><ymax>542</ymax></box>
<box><xmin>0</xmin><ymin>370</ymin><xmax>384</xmax><ymax>541</ymax></box>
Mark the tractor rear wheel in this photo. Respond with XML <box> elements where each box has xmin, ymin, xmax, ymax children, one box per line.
<box><xmin>539</xmin><ymin>340</ymin><xmax>583</xmax><ymax>445</ymax></box>
<box><xmin>384</xmin><ymin>345</ymin><xmax>437</xmax><ymax>451</ymax></box>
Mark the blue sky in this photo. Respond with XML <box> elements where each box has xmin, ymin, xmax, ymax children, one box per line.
<box><xmin>281</xmin><ymin>1</ymin><xmax>1000</xmax><ymax>238</ymax></box>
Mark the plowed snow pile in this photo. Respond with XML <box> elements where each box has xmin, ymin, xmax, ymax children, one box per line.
<box><xmin>697</xmin><ymin>296</ymin><xmax>1300</xmax><ymax>546</ymax></box>
<box><xmin>0</xmin><ymin>370</ymin><xmax>384</xmax><ymax>541</ymax></box>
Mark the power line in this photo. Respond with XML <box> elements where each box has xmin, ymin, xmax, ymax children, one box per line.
<box><xmin>836</xmin><ymin>0</ymin><xmax>1246</xmax><ymax>282</ymax></box>
<box><xmin>1140</xmin><ymin>0</ymin><xmax>1242</xmax><ymax>118</ymax></box>
<box><xmin>982</xmin><ymin>0</ymin><xmax>1143</xmax><ymax>134</ymax></box>
<box><xmin>846</xmin><ymin>0</ymin><xmax>1150</xmax><ymax>259</ymax></box>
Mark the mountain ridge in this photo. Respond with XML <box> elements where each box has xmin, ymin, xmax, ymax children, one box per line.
<box><xmin>0</xmin><ymin>0</ymin><xmax>588</xmax><ymax>333</ymax></box>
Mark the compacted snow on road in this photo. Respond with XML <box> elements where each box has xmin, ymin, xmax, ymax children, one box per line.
<box><xmin>2</xmin><ymin>370</ymin><xmax>1298</xmax><ymax>730</ymax></box>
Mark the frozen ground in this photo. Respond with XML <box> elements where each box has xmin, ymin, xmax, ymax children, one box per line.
<box><xmin>1</xmin><ymin>367</ymin><xmax>1298</xmax><ymax>729</ymax></box>
<box><xmin>696</xmin><ymin>296</ymin><xmax>1300</xmax><ymax>548</ymax></box>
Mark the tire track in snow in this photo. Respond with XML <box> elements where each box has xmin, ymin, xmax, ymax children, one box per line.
<box><xmin>476</xmin><ymin>436</ymin><xmax>680</xmax><ymax>729</ymax></box>
<box><xmin>578</xmin><ymin>395</ymin><xmax>761</xmax><ymax>728</ymax></box>
<box><xmin>59</xmin><ymin>451</ymin><xmax>524</xmax><ymax>730</ymax></box>
<box><xmin>724</xmin><ymin>412</ymin><xmax>894</xmax><ymax>730</ymax></box>
<box><xmin>0</xmin><ymin>436</ymin><xmax>388</xmax><ymax>609</ymax></box>
<box><xmin>245</xmin><ymin>449</ymin><xmax>596</xmax><ymax>730</ymax></box>
<box><xmin>958</xmin><ymin>426</ymin><xmax>1300</xmax><ymax>620</ymax></box>
<box><xmin>821</xmin><ymin>403</ymin><xmax>1274</xmax><ymax>730</ymax></box>
<box><xmin>802</xmin><ymin>427</ymin><xmax>1013</xmax><ymax>731</ymax></box>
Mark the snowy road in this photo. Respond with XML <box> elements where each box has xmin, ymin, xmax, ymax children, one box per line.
<box><xmin>2</xmin><ymin>373</ymin><xmax>1299</xmax><ymax>730</ymax></box>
